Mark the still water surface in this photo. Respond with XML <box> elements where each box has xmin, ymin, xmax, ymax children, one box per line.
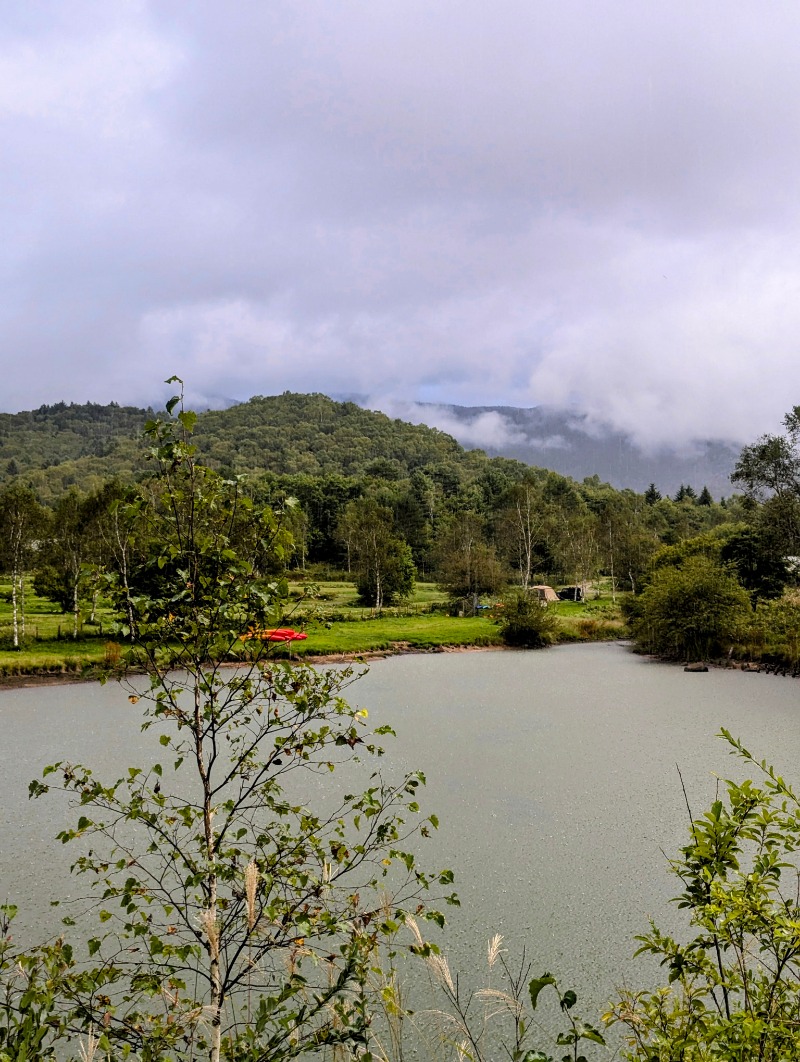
<box><xmin>2</xmin><ymin>642</ymin><xmax>800</xmax><ymax>1017</ymax></box>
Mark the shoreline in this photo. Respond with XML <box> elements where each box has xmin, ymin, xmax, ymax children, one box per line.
<box><xmin>3</xmin><ymin>643</ymin><xmax>778</xmax><ymax>692</ymax></box>
<box><xmin>0</xmin><ymin>641</ymin><xmax>510</xmax><ymax>690</ymax></box>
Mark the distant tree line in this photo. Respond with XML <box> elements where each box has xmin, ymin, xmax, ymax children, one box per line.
<box><xmin>0</xmin><ymin>459</ymin><xmax>745</xmax><ymax>637</ymax></box>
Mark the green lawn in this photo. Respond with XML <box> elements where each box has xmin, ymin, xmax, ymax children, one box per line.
<box><xmin>549</xmin><ymin>594</ymin><xmax>626</xmax><ymax>641</ymax></box>
<box><xmin>0</xmin><ymin>578</ymin><xmax>116</xmax><ymax>639</ymax></box>
<box><xmin>0</xmin><ymin>577</ymin><xmax>118</xmax><ymax>676</ymax></box>
<box><xmin>286</xmin><ymin>577</ymin><xmax>449</xmax><ymax>618</ymax></box>
<box><xmin>278</xmin><ymin>613</ymin><xmax>502</xmax><ymax>656</ymax></box>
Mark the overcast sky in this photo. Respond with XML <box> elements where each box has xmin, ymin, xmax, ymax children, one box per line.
<box><xmin>2</xmin><ymin>1</ymin><xmax>799</xmax><ymax>448</ymax></box>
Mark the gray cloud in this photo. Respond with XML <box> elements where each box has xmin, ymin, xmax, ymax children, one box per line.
<box><xmin>2</xmin><ymin>1</ymin><xmax>800</xmax><ymax>447</ymax></box>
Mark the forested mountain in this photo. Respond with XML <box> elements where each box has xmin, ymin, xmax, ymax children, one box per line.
<box><xmin>0</xmin><ymin>401</ymin><xmax>155</xmax><ymax>502</ymax></box>
<box><xmin>192</xmin><ymin>393</ymin><xmax>484</xmax><ymax>479</ymax></box>
<box><xmin>0</xmin><ymin>392</ymin><xmax>741</xmax><ymax>502</ymax></box>
<box><xmin>0</xmin><ymin>393</ymin><xmax>515</xmax><ymax>501</ymax></box>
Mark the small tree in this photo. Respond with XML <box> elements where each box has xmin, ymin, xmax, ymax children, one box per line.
<box><xmin>644</xmin><ymin>483</ymin><xmax>662</xmax><ymax>506</ymax></box>
<box><xmin>609</xmin><ymin>731</ymin><xmax>800</xmax><ymax>1060</ymax></box>
<box><xmin>339</xmin><ymin>498</ymin><xmax>415</xmax><ymax>610</ymax></box>
<box><xmin>21</xmin><ymin>384</ymin><xmax>452</xmax><ymax>1061</ymax></box>
<box><xmin>435</xmin><ymin>511</ymin><xmax>506</xmax><ymax>606</ymax></box>
<box><xmin>356</xmin><ymin>538</ymin><xmax>415</xmax><ymax>609</ymax></box>
<box><xmin>719</xmin><ymin>527</ymin><xmax>790</xmax><ymax>603</ymax></box>
<box><xmin>33</xmin><ymin>488</ymin><xmax>97</xmax><ymax>636</ymax></box>
<box><xmin>496</xmin><ymin>482</ymin><xmax>545</xmax><ymax>591</ymax></box>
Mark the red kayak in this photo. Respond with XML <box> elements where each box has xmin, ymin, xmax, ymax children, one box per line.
<box><xmin>241</xmin><ymin>628</ymin><xmax>308</xmax><ymax>642</ymax></box>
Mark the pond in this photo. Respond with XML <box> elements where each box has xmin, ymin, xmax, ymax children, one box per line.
<box><xmin>2</xmin><ymin>641</ymin><xmax>800</xmax><ymax>1023</ymax></box>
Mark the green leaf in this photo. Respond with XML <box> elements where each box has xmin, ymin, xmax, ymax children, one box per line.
<box><xmin>178</xmin><ymin>410</ymin><xmax>197</xmax><ymax>433</ymax></box>
<box><xmin>577</xmin><ymin>1025</ymin><xmax>605</xmax><ymax>1045</ymax></box>
<box><xmin>529</xmin><ymin>973</ymin><xmax>556</xmax><ymax>1010</ymax></box>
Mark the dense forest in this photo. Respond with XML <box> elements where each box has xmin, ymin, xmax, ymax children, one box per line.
<box><xmin>0</xmin><ymin>392</ymin><xmax>754</xmax><ymax>637</ymax></box>
<box><xmin>0</xmin><ymin>393</ymin><xmax>487</xmax><ymax>499</ymax></box>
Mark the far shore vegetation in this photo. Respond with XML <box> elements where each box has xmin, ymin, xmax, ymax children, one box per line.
<box><xmin>5</xmin><ymin>392</ymin><xmax>800</xmax><ymax>678</ymax></box>
<box><xmin>0</xmin><ymin>574</ymin><xmax>624</xmax><ymax>681</ymax></box>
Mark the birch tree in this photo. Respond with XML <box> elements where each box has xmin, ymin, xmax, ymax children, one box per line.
<box><xmin>497</xmin><ymin>482</ymin><xmax>544</xmax><ymax>590</ymax></box>
<box><xmin>0</xmin><ymin>483</ymin><xmax>44</xmax><ymax>647</ymax></box>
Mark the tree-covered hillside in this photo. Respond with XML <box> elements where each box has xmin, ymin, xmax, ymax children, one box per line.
<box><xmin>0</xmin><ymin>401</ymin><xmax>155</xmax><ymax>503</ymax></box>
<box><xmin>194</xmin><ymin>393</ymin><xmax>479</xmax><ymax>479</ymax></box>
<box><xmin>0</xmin><ymin>393</ymin><xmax>501</xmax><ymax>501</ymax></box>
<box><xmin>1</xmin><ymin>388</ymin><xmax>746</xmax><ymax>629</ymax></box>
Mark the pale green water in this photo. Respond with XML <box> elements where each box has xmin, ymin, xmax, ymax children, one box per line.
<box><xmin>2</xmin><ymin>642</ymin><xmax>800</xmax><ymax>1023</ymax></box>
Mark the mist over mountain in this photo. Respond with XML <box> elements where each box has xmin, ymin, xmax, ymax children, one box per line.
<box><xmin>1</xmin><ymin>390</ymin><xmax>744</xmax><ymax>502</ymax></box>
<box><xmin>364</xmin><ymin>399</ymin><xmax>742</xmax><ymax>499</ymax></box>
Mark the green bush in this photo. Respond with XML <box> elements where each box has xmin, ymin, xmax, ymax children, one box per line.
<box><xmin>497</xmin><ymin>589</ymin><xmax>559</xmax><ymax>648</ymax></box>
<box><xmin>629</xmin><ymin>556</ymin><xmax>751</xmax><ymax>659</ymax></box>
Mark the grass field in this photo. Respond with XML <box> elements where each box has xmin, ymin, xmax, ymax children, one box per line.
<box><xmin>275</xmin><ymin>613</ymin><xmax>502</xmax><ymax>656</ymax></box>
<box><xmin>0</xmin><ymin>576</ymin><xmax>626</xmax><ymax>679</ymax></box>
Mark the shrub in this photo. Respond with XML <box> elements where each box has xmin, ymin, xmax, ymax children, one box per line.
<box><xmin>609</xmin><ymin>731</ymin><xmax>800</xmax><ymax>1060</ymax></box>
<box><xmin>497</xmin><ymin>589</ymin><xmax>559</xmax><ymax>648</ymax></box>
<box><xmin>629</xmin><ymin>556</ymin><xmax>751</xmax><ymax>659</ymax></box>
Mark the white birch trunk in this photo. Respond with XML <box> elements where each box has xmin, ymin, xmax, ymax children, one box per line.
<box><xmin>11</xmin><ymin>567</ymin><xmax>19</xmax><ymax>648</ymax></box>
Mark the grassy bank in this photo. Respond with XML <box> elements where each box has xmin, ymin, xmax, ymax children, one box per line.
<box><xmin>0</xmin><ymin>578</ymin><xmax>626</xmax><ymax>681</ymax></box>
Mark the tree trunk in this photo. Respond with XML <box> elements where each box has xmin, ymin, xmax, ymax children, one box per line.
<box><xmin>375</xmin><ymin>564</ymin><xmax>383</xmax><ymax>612</ymax></box>
<box><xmin>11</xmin><ymin>567</ymin><xmax>19</xmax><ymax>648</ymax></box>
<box><xmin>608</xmin><ymin>524</ymin><xmax>617</xmax><ymax>603</ymax></box>
<box><xmin>196</xmin><ymin>681</ymin><xmax>223</xmax><ymax>1062</ymax></box>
